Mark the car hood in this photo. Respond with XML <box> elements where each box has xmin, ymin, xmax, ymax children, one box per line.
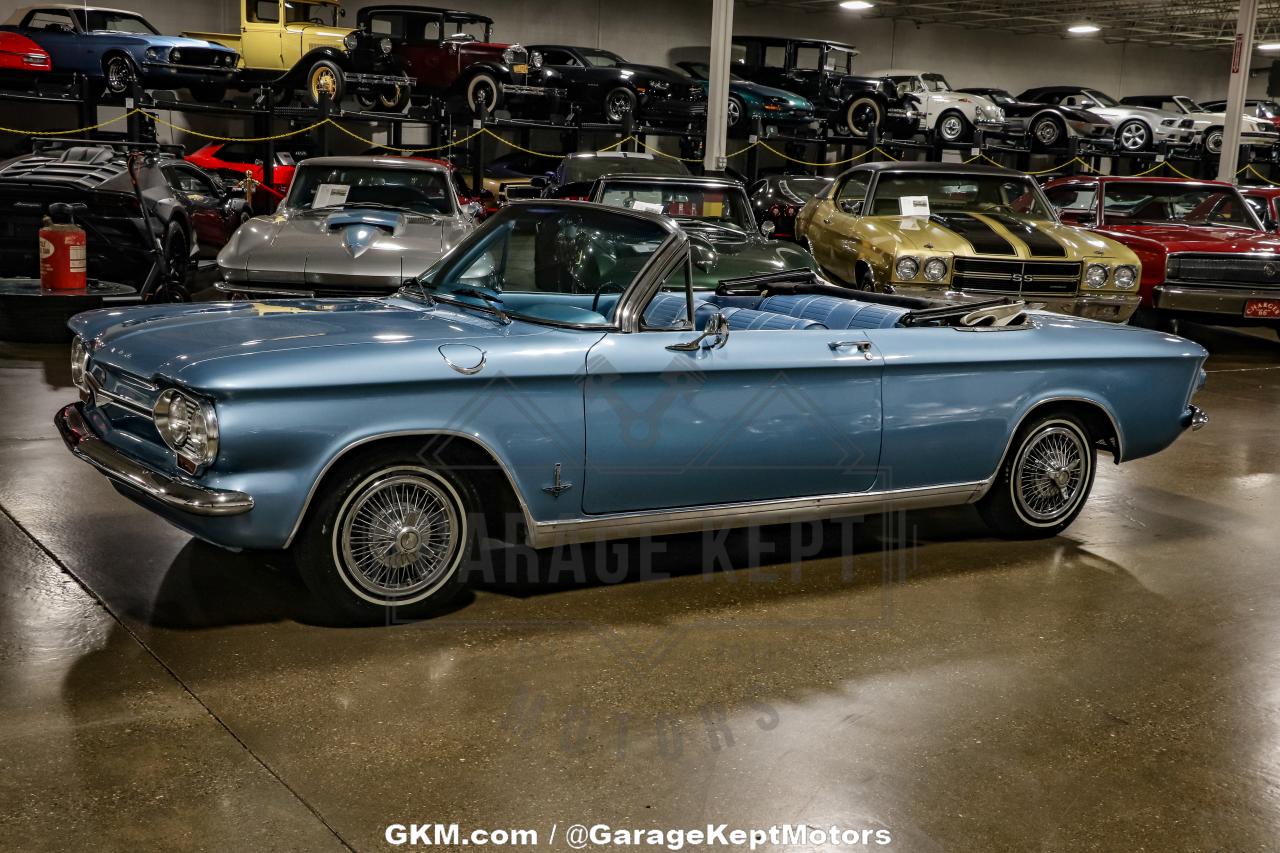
<box><xmin>871</xmin><ymin>213</ymin><xmax>1126</xmax><ymax>258</ymax></box>
<box><xmin>218</xmin><ymin>208</ymin><xmax>472</xmax><ymax>288</ymax></box>
<box><xmin>1096</xmin><ymin>223</ymin><xmax>1280</xmax><ymax>253</ymax></box>
<box><xmin>621</xmin><ymin>63</ymin><xmax>697</xmax><ymax>84</ymax></box>
<box><xmin>119</xmin><ymin>33</ymin><xmax>237</xmax><ymax>51</ymax></box>
<box><xmin>729</xmin><ymin>79</ymin><xmax>813</xmax><ymax>109</ymax></box>
<box><xmin>70</xmin><ymin>298</ymin><xmax>553</xmax><ymax>388</ymax></box>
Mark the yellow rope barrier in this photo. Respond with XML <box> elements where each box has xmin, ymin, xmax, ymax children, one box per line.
<box><xmin>145</xmin><ymin>111</ymin><xmax>329</xmax><ymax>143</ymax></box>
<box><xmin>324</xmin><ymin>120</ymin><xmax>484</xmax><ymax>152</ymax></box>
<box><xmin>1243</xmin><ymin>164</ymin><xmax>1280</xmax><ymax>187</ymax></box>
<box><xmin>0</xmin><ymin>108</ymin><xmax>144</xmax><ymax>136</ymax></box>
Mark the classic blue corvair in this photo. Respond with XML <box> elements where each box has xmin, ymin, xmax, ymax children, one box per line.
<box><xmin>57</xmin><ymin>201</ymin><xmax>1209</xmax><ymax>621</ymax></box>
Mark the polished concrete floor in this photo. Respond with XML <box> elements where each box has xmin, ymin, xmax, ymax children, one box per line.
<box><xmin>0</xmin><ymin>324</ymin><xmax>1277</xmax><ymax>852</ymax></box>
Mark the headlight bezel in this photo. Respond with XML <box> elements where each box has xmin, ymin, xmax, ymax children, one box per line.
<box><xmin>379</xmin><ymin>37</ymin><xmax>392</xmax><ymax>55</ymax></box>
<box><xmin>70</xmin><ymin>337</ymin><xmax>90</xmax><ymax>392</ymax></box>
<box><xmin>153</xmin><ymin>388</ymin><xmax>219</xmax><ymax>473</ymax></box>
<box><xmin>343</xmin><ymin>32</ymin><xmax>360</xmax><ymax>52</ymax></box>
<box><xmin>922</xmin><ymin>257</ymin><xmax>949</xmax><ymax>282</ymax></box>
<box><xmin>895</xmin><ymin>256</ymin><xmax>920</xmax><ymax>280</ymax></box>
<box><xmin>530</xmin><ymin>50</ymin><xmax>543</xmax><ymax>69</ymax></box>
<box><xmin>169</xmin><ymin>47</ymin><xmax>182</xmax><ymax>63</ymax></box>
<box><xmin>1113</xmin><ymin>264</ymin><xmax>1138</xmax><ymax>289</ymax></box>
<box><xmin>1085</xmin><ymin>262</ymin><xmax>1110</xmax><ymax>289</ymax></box>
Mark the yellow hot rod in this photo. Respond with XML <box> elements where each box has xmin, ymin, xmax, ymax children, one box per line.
<box><xmin>796</xmin><ymin>162</ymin><xmax>1141</xmax><ymax>323</ymax></box>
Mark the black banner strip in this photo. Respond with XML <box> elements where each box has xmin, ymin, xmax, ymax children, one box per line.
<box><xmin>986</xmin><ymin>214</ymin><xmax>1069</xmax><ymax>257</ymax></box>
<box><xmin>928</xmin><ymin>212</ymin><xmax>1018</xmax><ymax>256</ymax></box>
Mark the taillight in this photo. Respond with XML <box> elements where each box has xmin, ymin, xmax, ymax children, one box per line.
<box><xmin>786</xmin><ymin>205</ymin><xmax>796</xmax><ymax>216</ymax></box>
<box><xmin>769</xmin><ymin>203</ymin><xmax>781</xmax><ymax>216</ymax></box>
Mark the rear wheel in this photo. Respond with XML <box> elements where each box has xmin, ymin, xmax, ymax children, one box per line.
<box><xmin>727</xmin><ymin>95</ymin><xmax>745</xmax><ymax>132</ymax></box>
<box><xmin>604</xmin><ymin>87</ymin><xmax>638</xmax><ymax>123</ymax></box>
<box><xmin>1203</xmin><ymin>126</ymin><xmax>1225</xmax><ymax>155</ymax></box>
<box><xmin>295</xmin><ymin>453</ymin><xmax>475</xmax><ymax>623</ymax></box>
<box><xmin>977</xmin><ymin>412</ymin><xmax>1096</xmax><ymax>539</ymax></box>
<box><xmin>148</xmin><ymin>224</ymin><xmax>192</xmax><ymax>303</ymax></box>
<box><xmin>465</xmin><ymin>72</ymin><xmax>501</xmax><ymax>116</ymax></box>
<box><xmin>1116</xmin><ymin>119</ymin><xmax>1151</xmax><ymax>152</ymax></box>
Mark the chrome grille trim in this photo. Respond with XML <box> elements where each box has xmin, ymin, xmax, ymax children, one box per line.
<box><xmin>1166</xmin><ymin>252</ymin><xmax>1280</xmax><ymax>289</ymax></box>
<box><xmin>952</xmin><ymin>258</ymin><xmax>1082</xmax><ymax>295</ymax></box>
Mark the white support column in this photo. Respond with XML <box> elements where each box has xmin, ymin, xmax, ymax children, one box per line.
<box><xmin>704</xmin><ymin>0</ymin><xmax>734</xmax><ymax>173</ymax></box>
<box><xmin>1218</xmin><ymin>0</ymin><xmax>1260</xmax><ymax>181</ymax></box>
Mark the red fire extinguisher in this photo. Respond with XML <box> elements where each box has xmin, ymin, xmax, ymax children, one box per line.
<box><xmin>40</xmin><ymin>203</ymin><xmax>87</xmax><ymax>291</ymax></box>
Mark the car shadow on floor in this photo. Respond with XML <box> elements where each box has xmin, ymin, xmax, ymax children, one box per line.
<box><xmin>137</xmin><ymin>504</ymin><xmax>1056</xmax><ymax>631</ymax></box>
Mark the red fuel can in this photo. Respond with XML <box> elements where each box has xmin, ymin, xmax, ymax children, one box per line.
<box><xmin>39</xmin><ymin>221</ymin><xmax>87</xmax><ymax>291</ymax></box>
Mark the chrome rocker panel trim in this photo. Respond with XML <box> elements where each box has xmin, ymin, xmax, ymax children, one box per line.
<box><xmin>526</xmin><ymin>481</ymin><xmax>988</xmax><ymax>549</ymax></box>
<box><xmin>55</xmin><ymin>403</ymin><xmax>254</xmax><ymax>517</ymax></box>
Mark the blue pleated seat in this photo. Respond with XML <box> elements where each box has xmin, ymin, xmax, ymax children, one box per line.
<box><xmin>759</xmin><ymin>294</ymin><xmax>908</xmax><ymax>329</ymax></box>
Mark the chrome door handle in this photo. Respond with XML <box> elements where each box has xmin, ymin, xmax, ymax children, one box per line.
<box><xmin>829</xmin><ymin>340</ymin><xmax>874</xmax><ymax>359</ymax></box>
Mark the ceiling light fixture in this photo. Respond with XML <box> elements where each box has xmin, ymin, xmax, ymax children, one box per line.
<box><xmin>1068</xmin><ymin>23</ymin><xmax>1101</xmax><ymax>34</ymax></box>
<box><xmin>839</xmin><ymin>1</ymin><xmax>875</xmax><ymax>9</ymax></box>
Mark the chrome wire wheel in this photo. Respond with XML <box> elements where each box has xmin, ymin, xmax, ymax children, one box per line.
<box><xmin>605</xmin><ymin>89</ymin><xmax>633</xmax><ymax>123</ymax></box>
<box><xmin>334</xmin><ymin>468</ymin><xmax>465</xmax><ymax>605</ymax></box>
<box><xmin>1033</xmin><ymin>117</ymin><xmax>1062</xmax><ymax>147</ymax></box>
<box><xmin>104</xmin><ymin>56</ymin><xmax>134</xmax><ymax>94</ymax></box>
<box><xmin>1118</xmin><ymin>121</ymin><xmax>1149</xmax><ymax>151</ymax></box>
<box><xmin>1012</xmin><ymin>424</ymin><xmax>1089</xmax><ymax>524</ymax></box>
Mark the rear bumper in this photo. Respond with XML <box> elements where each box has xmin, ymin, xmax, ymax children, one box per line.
<box><xmin>56</xmin><ymin>402</ymin><xmax>253</xmax><ymax>517</ymax></box>
<box><xmin>1153</xmin><ymin>283</ymin><xmax>1280</xmax><ymax>320</ymax></box>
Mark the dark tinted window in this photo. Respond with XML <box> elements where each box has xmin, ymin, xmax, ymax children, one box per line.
<box><xmin>563</xmin><ymin>154</ymin><xmax>690</xmax><ymax>183</ymax></box>
<box><xmin>286</xmin><ymin>165</ymin><xmax>457</xmax><ymax>215</ymax></box>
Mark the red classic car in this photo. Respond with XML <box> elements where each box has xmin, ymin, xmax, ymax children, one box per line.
<box><xmin>185</xmin><ymin>141</ymin><xmax>316</xmax><ymax>208</ymax></box>
<box><xmin>1240</xmin><ymin>185</ymin><xmax>1280</xmax><ymax>230</ymax></box>
<box><xmin>354</xmin><ymin>6</ymin><xmax>556</xmax><ymax>116</ymax></box>
<box><xmin>0</xmin><ymin>30</ymin><xmax>50</xmax><ymax>72</ymax></box>
<box><xmin>1043</xmin><ymin>175</ymin><xmax>1280</xmax><ymax>333</ymax></box>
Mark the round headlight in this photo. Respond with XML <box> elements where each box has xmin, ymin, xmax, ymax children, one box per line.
<box><xmin>531</xmin><ymin>50</ymin><xmax>543</xmax><ymax>69</ymax></box>
<box><xmin>153</xmin><ymin>389</ymin><xmax>219</xmax><ymax>471</ymax></box>
<box><xmin>379</xmin><ymin>37</ymin><xmax>392</xmax><ymax>55</ymax></box>
<box><xmin>70</xmin><ymin>337</ymin><xmax>89</xmax><ymax>392</ymax></box>
<box><xmin>1114</xmin><ymin>264</ymin><xmax>1137</xmax><ymax>289</ymax></box>
<box><xmin>169</xmin><ymin>48</ymin><xmax>182</xmax><ymax>63</ymax></box>
<box><xmin>145</xmin><ymin>47</ymin><xmax>160</xmax><ymax>61</ymax></box>
<box><xmin>923</xmin><ymin>257</ymin><xmax>948</xmax><ymax>282</ymax></box>
<box><xmin>895</xmin><ymin>256</ymin><xmax>920</xmax><ymax>280</ymax></box>
<box><xmin>1085</xmin><ymin>263</ymin><xmax>1109</xmax><ymax>288</ymax></box>
<box><xmin>343</xmin><ymin>32</ymin><xmax>360</xmax><ymax>51</ymax></box>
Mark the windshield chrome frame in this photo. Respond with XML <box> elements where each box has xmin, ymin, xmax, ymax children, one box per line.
<box><xmin>1096</xmin><ymin>180</ymin><xmax>1264</xmax><ymax>231</ymax></box>
<box><xmin>864</xmin><ymin>168</ymin><xmax>1061</xmax><ymax>224</ymax></box>
<box><xmin>400</xmin><ymin>200</ymin><xmax>685</xmax><ymax>332</ymax></box>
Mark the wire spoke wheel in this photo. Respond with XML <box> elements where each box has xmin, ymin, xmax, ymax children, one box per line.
<box><xmin>1013</xmin><ymin>425</ymin><xmax>1088</xmax><ymax>523</ymax></box>
<box><xmin>336</xmin><ymin>470</ymin><xmax>464</xmax><ymax>603</ymax></box>
<box><xmin>105</xmin><ymin>56</ymin><xmax>133</xmax><ymax>94</ymax></box>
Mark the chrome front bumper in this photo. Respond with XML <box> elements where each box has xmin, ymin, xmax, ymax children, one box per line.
<box><xmin>890</xmin><ymin>286</ymin><xmax>1139</xmax><ymax>323</ymax></box>
<box><xmin>56</xmin><ymin>403</ymin><xmax>253</xmax><ymax>517</ymax></box>
<box><xmin>1154</xmin><ymin>283</ymin><xmax>1280</xmax><ymax>317</ymax></box>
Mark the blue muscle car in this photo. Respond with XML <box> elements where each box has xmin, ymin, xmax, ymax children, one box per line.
<box><xmin>58</xmin><ymin>201</ymin><xmax>1209</xmax><ymax>622</ymax></box>
<box><xmin>2</xmin><ymin>5</ymin><xmax>238</xmax><ymax>101</ymax></box>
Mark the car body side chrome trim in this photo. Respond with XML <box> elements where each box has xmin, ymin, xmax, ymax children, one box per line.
<box><xmin>56</xmin><ymin>403</ymin><xmax>253</xmax><ymax>517</ymax></box>
<box><xmin>526</xmin><ymin>481</ymin><xmax>988</xmax><ymax>549</ymax></box>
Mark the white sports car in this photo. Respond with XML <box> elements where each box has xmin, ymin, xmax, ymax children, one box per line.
<box><xmin>870</xmin><ymin>69</ymin><xmax>1010</xmax><ymax>143</ymax></box>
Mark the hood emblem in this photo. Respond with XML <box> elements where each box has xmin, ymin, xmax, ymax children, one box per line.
<box><xmin>1265</xmin><ymin>262</ymin><xmax>1278</xmax><ymax>279</ymax></box>
<box><xmin>343</xmin><ymin>224</ymin><xmax>380</xmax><ymax>258</ymax></box>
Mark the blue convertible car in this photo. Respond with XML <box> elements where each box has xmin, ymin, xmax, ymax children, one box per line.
<box><xmin>2</xmin><ymin>5</ymin><xmax>238</xmax><ymax>100</ymax></box>
<box><xmin>57</xmin><ymin>201</ymin><xmax>1209</xmax><ymax>621</ymax></box>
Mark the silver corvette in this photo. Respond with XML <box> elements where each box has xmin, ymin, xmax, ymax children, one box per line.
<box><xmin>217</xmin><ymin>156</ymin><xmax>479</xmax><ymax>298</ymax></box>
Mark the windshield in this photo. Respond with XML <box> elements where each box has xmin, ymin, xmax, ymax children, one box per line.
<box><xmin>1084</xmin><ymin>89</ymin><xmax>1118</xmax><ymax>107</ymax></box>
<box><xmin>408</xmin><ymin>204</ymin><xmax>671</xmax><ymax>328</ymax></box>
<box><xmin>1100</xmin><ymin>182</ymin><xmax>1257</xmax><ymax>228</ymax></box>
<box><xmin>284</xmin><ymin>1</ymin><xmax>338</xmax><ymax>27</ymax></box>
<box><xmin>921</xmin><ymin>73</ymin><xmax>950</xmax><ymax>92</ymax></box>
<box><xmin>868</xmin><ymin>173</ymin><xmax>1055</xmax><ymax>220</ymax></box>
<box><xmin>982</xmin><ymin>90</ymin><xmax>1015</xmax><ymax>106</ymax></box>
<box><xmin>286</xmin><ymin>165</ymin><xmax>457</xmax><ymax>215</ymax></box>
<box><xmin>81</xmin><ymin>10</ymin><xmax>157</xmax><ymax>33</ymax></box>
<box><xmin>563</xmin><ymin>154</ymin><xmax>690</xmax><ymax>183</ymax></box>
<box><xmin>825</xmin><ymin>48</ymin><xmax>855</xmax><ymax>74</ymax></box>
<box><xmin>681</xmin><ymin>62</ymin><xmax>743</xmax><ymax>83</ymax></box>
<box><xmin>779</xmin><ymin>176</ymin><xmax>830</xmax><ymax>200</ymax></box>
<box><xmin>1174</xmin><ymin>96</ymin><xmax>1204</xmax><ymax>113</ymax></box>
<box><xmin>580</xmin><ymin>49</ymin><xmax>625</xmax><ymax>68</ymax></box>
<box><xmin>595</xmin><ymin>181</ymin><xmax>755</xmax><ymax>235</ymax></box>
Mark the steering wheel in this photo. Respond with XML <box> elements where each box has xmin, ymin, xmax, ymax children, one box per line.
<box><xmin>590</xmin><ymin>280</ymin><xmax>627</xmax><ymax>313</ymax></box>
<box><xmin>978</xmin><ymin>203</ymin><xmax>1017</xmax><ymax>215</ymax></box>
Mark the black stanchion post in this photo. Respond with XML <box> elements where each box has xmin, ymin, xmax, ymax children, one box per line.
<box><xmin>391</xmin><ymin>119</ymin><xmax>403</xmax><ymax>149</ymax></box>
<box><xmin>867</xmin><ymin>124</ymin><xmax>879</xmax><ymax>164</ymax></box>
<box><xmin>261</xmin><ymin>88</ymin><xmax>275</xmax><ymax>192</ymax></box>
<box><xmin>316</xmin><ymin>89</ymin><xmax>332</xmax><ymax>155</ymax></box>
<box><xmin>622</xmin><ymin>109</ymin><xmax>636</xmax><ymax>152</ymax></box>
<box><xmin>77</xmin><ymin>73</ymin><xmax>94</xmax><ymax>132</ymax></box>
<box><xmin>745</xmin><ymin>117</ymin><xmax>762</xmax><ymax>183</ymax></box>
<box><xmin>127</xmin><ymin>75</ymin><xmax>144</xmax><ymax>142</ymax></box>
<box><xmin>471</xmin><ymin>95</ymin><xmax>488</xmax><ymax>200</ymax></box>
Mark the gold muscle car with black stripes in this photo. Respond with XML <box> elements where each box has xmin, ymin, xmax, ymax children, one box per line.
<box><xmin>796</xmin><ymin>162</ymin><xmax>1141</xmax><ymax>323</ymax></box>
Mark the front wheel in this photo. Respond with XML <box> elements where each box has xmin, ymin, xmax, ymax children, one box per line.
<box><xmin>305</xmin><ymin>59</ymin><xmax>345</xmax><ymax>108</ymax></box>
<box><xmin>936</xmin><ymin>110</ymin><xmax>971</xmax><ymax>143</ymax></box>
<box><xmin>102</xmin><ymin>54</ymin><xmax>137</xmax><ymax>96</ymax></box>
<box><xmin>727</xmin><ymin>95</ymin><xmax>745</xmax><ymax>133</ymax></box>
<box><xmin>604</xmin><ymin>87</ymin><xmax>638</xmax><ymax>124</ymax></box>
<box><xmin>294</xmin><ymin>455</ymin><xmax>473</xmax><ymax>622</ymax></box>
<box><xmin>1203</xmin><ymin>126</ymin><xmax>1224</xmax><ymax>155</ymax></box>
<box><xmin>465</xmin><ymin>72</ymin><xmax>501</xmax><ymax>116</ymax></box>
<box><xmin>1116</xmin><ymin>119</ymin><xmax>1151</xmax><ymax>152</ymax></box>
<box><xmin>844</xmin><ymin>96</ymin><xmax>883</xmax><ymax>138</ymax></box>
<box><xmin>1030</xmin><ymin>115</ymin><xmax>1064</xmax><ymax>150</ymax></box>
<box><xmin>977</xmin><ymin>413</ymin><xmax>1096</xmax><ymax>539</ymax></box>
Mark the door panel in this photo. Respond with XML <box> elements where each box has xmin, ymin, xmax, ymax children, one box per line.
<box><xmin>582</xmin><ymin>329</ymin><xmax>884</xmax><ymax>514</ymax></box>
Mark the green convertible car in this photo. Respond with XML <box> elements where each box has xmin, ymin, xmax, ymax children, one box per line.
<box><xmin>588</xmin><ymin>174</ymin><xmax>818</xmax><ymax>291</ymax></box>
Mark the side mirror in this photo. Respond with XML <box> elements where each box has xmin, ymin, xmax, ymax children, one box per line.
<box><xmin>759</xmin><ymin>220</ymin><xmax>776</xmax><ymax>237</ymax></box>
<box><xmin>528</xmin><ymin>176</ymin><xmax>548</xmax><ymax>189</ymax></box>
<box><xmin>1059</xmin><ymin>209</ymin><xmax>1095</xmax><ymax>227</ymax></box>
<box><xmin>689</xmin><ymin>237</ymin><xmax>718</xmax><ymax>272</ymax></box>
<box><xmin>666</xmin><ymin>311</ymin><xmax>729</xmax><ymax>352</ymax></box>
<box><xmin>464</xmin><ymin>200</ymin><xmax>484</xmax><ymax>219</ymax></box>
<box><xmin>839</xmin><ymin>199</ymin><xmax>863</xmax><ymax>216</ymax></box>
